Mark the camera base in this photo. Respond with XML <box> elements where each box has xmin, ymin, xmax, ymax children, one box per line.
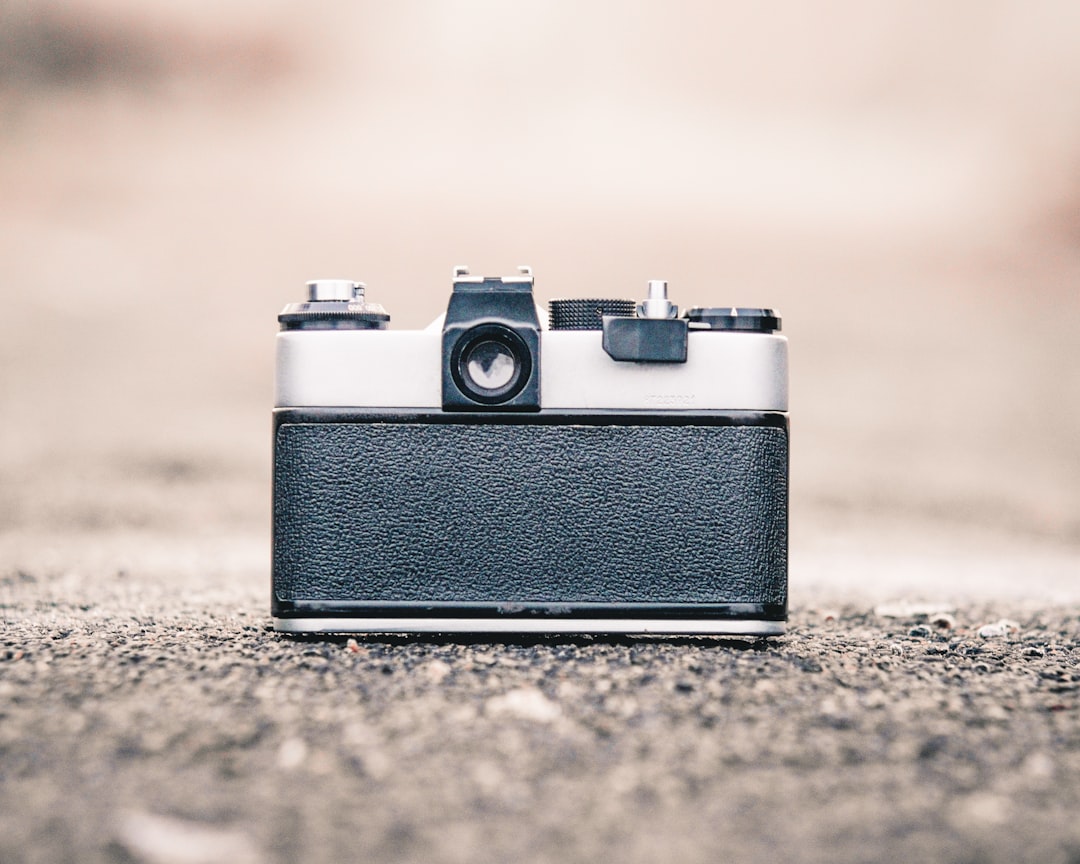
<box><xmin>273</xmin><ymin>617</ymin><xmax>785</xmax><ymax>636</ymax></box>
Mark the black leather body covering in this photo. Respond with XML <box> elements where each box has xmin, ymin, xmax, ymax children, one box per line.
<box><xmin>273</xmin><ymin>410</ymin><xmax>788</xmax><ymax>621</ymax></box>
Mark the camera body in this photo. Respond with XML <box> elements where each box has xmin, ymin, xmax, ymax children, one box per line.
<box><xmin>273</xmin><ymin>267</ymin><xmax>789</xmax><ymax>635</ymax></box>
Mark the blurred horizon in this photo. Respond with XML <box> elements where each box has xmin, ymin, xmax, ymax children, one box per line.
<box><xmin>1</xmin><ymin>1</ymin><xmax>1078</xmax><ymax>581</ymax></box>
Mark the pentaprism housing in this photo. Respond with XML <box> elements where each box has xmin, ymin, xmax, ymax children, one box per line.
<box><xmin>272</xmin><ymin>267</ymin><xmax>788</xmax><ymax>636</ymax></box>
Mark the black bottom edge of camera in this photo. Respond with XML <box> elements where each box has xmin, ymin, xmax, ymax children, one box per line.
<box><xmin>272</xmin><ymin>602</ymin><xmax>787</xmax><ymax>636</ymax></box>
<box><xmin>272</xmin><ymin>407</ymin><xmax>789</xmax><ymax>428</ymax></box>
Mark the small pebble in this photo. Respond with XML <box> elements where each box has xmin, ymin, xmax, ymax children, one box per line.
<box><xmin>424</xmin><ymin>659</ymin><xmax>452</xmax><ymax>683</ymax></box>
<box><xmin>117</xmin><ymin>810</ymin><xmax>261</xmax><ymax>864</ymax></box>
<box><xmin>930</xmin><ymin>613</ymin><xmax>955</xmax><ymax>630</ymax></box>
<box><xmin>977</xmin><ymin>620</ymin><xmax>1020</xmax><ymax>639</ymax></box>
<box><xmin>952</xmin><ymin>792</ymin><xmax>1009</xmax><ymax>827</ymax></box>
<box><xmin>1021</xmin><ymin>751</ymin><xmax>1055</xmax><ymax>781</ymax></box>
<box><xmin>485</xmin><ymin>687</ymin><xmax>561</xmax><ymax>723</ymax></box>
<box><xmin>276</xmin><ymin>737</ymin><xmax>307</xmax><ymax>770</ymax></box>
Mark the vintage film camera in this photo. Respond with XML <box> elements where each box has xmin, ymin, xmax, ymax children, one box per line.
<box><xmin>273</xmin><ymin>266</ymin><xmax>788</xmax><ymax>635</ymax></box>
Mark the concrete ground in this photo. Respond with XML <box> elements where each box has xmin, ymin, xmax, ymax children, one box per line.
<box><xmin>2</xmin><ymin>526</ymin><xmax>1079</xmax><ymax>864</ymax></box>
<box><xmin>2</xmin><ymin>3</ymin><xmax>1079</xmax><ymax>862</ymax></box>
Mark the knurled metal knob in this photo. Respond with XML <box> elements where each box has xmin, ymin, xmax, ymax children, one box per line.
<box><xmin>306</xmin><ymin>279</ymin><xmax>364</xmax><ymax>302</ymax></box>
<box><xmin>548</xmin><ymin>299</ymin><xmax>636</xmax><ymax>330</ymax></box>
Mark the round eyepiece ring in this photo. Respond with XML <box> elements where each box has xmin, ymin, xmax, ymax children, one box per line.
<box><xmin>450</xmin><ymin>324</ymin><xmax>532</xmax><ymax>405</ymax></box>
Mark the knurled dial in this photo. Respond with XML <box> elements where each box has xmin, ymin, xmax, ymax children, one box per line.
<box><xmin>548</xmin><ymin>299</ymin><xmax>635</xmax><ymax>331</ymax></box>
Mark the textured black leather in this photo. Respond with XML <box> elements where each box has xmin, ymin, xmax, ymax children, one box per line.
<box><xmin>273</xmin><ymin>416</ymin><xmax>787</xmax><ymax>607</ymax></box>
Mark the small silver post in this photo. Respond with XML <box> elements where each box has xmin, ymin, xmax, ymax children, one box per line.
<box><xmin>639</xmin><ymin>279</ymin><xmax>676</xmax><ymax>319</ymax></box>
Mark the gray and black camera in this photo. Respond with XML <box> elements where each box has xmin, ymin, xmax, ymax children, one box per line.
<box><xmin>273</xmin><ymin>266</ymin><xmax>788</xmax><ymax>635</ymax></box>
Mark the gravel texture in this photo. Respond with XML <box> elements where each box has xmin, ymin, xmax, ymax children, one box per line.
<box><xmin>3</xmin><ymin>6</ymin><xmax>1080</xmax><ymax>862</ymax></box>
<box><xmin>2</xmin><ymin>540</ymin><xmax>1079</xmax><ymax>864</ymax></box>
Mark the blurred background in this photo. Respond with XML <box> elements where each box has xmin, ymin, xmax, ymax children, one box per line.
<box><xmin>1</xmin><ymin>0</ymin><xmax>1078</xmax><ymax>600</ymax></box>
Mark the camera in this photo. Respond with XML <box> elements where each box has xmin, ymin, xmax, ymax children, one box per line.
<box><xmin>273</xmin><ymin>266</ymin><xmax>788</xmax><ymax>636</ymax></box>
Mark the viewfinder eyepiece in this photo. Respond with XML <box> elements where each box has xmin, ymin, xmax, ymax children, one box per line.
<box><xmin>441</xmin><ymin>267</ymin><xmax>541</xmax><ymax>411</ymax></box>
<box><xmin>451</xmin><ymin>324</ymin><xmax>532</xmax><ymax>404</ymax></box>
